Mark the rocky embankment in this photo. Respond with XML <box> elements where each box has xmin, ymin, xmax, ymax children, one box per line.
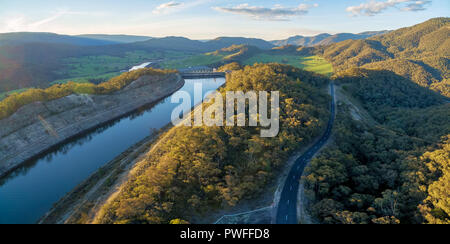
<box><xmin>0</xmin><ymin>73</ymin><xmax>184</xmax><ymax>178</ymax></box>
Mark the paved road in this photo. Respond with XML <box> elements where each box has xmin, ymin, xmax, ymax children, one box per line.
<box><xmin>276</xmin><ymin>83</ymin><xmax>336</xmax><ymax>224</ymax></box>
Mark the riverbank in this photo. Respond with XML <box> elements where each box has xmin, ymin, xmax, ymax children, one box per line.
<box><xmin>37</xmin><ymin>128</ymin><xmax>162</xmax><ymax>224</ymax></box>
<box><xmin>39</xmin><ymin>78</ymin><xmax>230</xmax><ymax>224</ymax></box>
<box><xmin>0</xmin><ymin>73</ymin><xmax>184</xmax><ymax>179</ymax></box>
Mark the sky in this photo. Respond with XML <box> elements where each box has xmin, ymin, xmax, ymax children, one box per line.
<box><xmin>0</xmin><ymin>0</ymin><xmax>448</xmax><ymax>40</ymax></box>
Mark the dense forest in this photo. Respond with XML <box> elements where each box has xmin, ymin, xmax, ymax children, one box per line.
<box><xmin>271</xmin><ymin>31</ymin><xmax>390</xmax><ymax>47</ymax></box>
<box><xmin>314</xmin><ymin>18</ymin><xmax>449</xmax><ymax>97</ymax></box>
<box><xmin>94</xmin><ymin>63</ymin><xmax>331</xmax><ymax>224</ymax></box>
<box><xmin>209</xmin><ymin>45</ymin><xmax>261</xmax><ymax>63</ymax></box>
<box><xmin>0</xmin><ymin>68</ymin><xmax>176</xmax><ymax>120</ymax></box>
<box><xmin>300</xmin><ymin>18</ymin><xmax>450</xmax><ymax>225</ymax></box>
<box><xmin>303</xmin><ymin>68</ymin><xmax>449</xmax><ymax>224</ymax></box>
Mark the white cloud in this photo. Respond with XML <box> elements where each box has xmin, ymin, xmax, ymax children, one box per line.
<box><xmin>0</xmin><ymin>10</ymin><xmax>108</xmax><ymax>33</ymax></box>
<box><xmin>153</xmin><ymin>1</ymin><xmax>183</xmax><ymax>15</ymax></box>
<box><xmin>28</xmin><ymin>10</ymin><xmax>68</xmax><ymax>28</ymax></box>
<box><xmin>402</xmin><ymin>1</ymin><xmax>432</xmax><ymax>11</ymax></box>
<box><xmin>213</xmin><ymin>3</ymin><xmax>318</xmax><ymax>21</ymax></box>
<box><xmin>346</xmin><ymin>0</ymin><xmax>432</xmax><ymax>16</ymax></box>
<box><xmin>1</xmin><ymin>10</ymin><xmax>68</xmax><ymax>32</ymax></box>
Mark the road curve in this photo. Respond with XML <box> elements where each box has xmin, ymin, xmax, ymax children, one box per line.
<box><xmin>276</xmin><ymin>83</ymin><xmax>336</xmax><ymax>224</ymax></box>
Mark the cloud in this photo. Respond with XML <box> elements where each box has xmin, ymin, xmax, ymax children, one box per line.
<box><xmin>1</xmin><ymin>10</ymin><xmax>68</xmax><ymax>32</ymax></box>
<box><xmin>153</xmin><ymin>1</ymin><xmax>183</xmax><ymax>14</ymax></box>
<box><xmin>213</xmin><ymin>3</ymin><xmax>318</xmax><ymax>21</ymax></box>
<box><xmin>346</xmin><ymin>0</ymin><xmax>432</xmax><ymax>16</ymax></box>
<box><xmin>402</xmin><ymin>1</ymin><xmax>432</xmax><ymax>11</ymax></box>
<box><xmin>28</xmin><ymin>10</ymin><xmax>68</xmax><ymax>27</ymax></box>
<box><xmin>0</xmin><ymin>10</ymin><xmax>108</xmax><ymax>33</ymax></box>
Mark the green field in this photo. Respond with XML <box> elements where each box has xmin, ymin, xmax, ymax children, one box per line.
<box><xmin>45</xmin><ymin>51</ymin><xmax>333</xmax><ymax>91</ymax></box>
<box><xmin>159</xmin><ymin>53</ymin><xmax>224</xmax><ymax>69</ymax></box>
<box><xmin>51</xmin><ymin>72</ymin><xmax>122</xmax><ymax>85</ymax></box>
<box><xmin>53</xmin><ymin>50</ymin><xmax>193</xmax><ymax>84</ymax></box>
<box><xmin>160</xmin><ymin>53</ymin><xmax>334</xmax><ymax>76</ymax></box>
<box><xmin>243</xmin><ymin>54</ymin><xmax>334</xmax><ymax>76</ymax></box>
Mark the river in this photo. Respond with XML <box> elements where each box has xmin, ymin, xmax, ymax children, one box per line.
<box><xmin>0</xmin><ymin>70</ymin><xmax>225</xmax><ymax>224</ymax></box>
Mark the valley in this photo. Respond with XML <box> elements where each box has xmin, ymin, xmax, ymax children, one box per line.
<box><xmin>0</xmin><ymin>16</ymin><xmax>448</xmax><ymax>225</ymax></box>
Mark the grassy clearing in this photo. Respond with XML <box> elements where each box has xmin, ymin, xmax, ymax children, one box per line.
<box><xmin>56</xmin><ymin>51</ymin><xmax>157</xmax><ymax>78</ymax></box>
<box><xmin>159</xmin><ymin>53</ymin><xmax>224</xmax><ymax>69</ymax></box>
<box><xmin>243</xmin><ymin>54</ymin><xmax>334</xmax><ymax>76</ymax></box>
<box><xmin>50</xmin><ymin>72</ymin><xmax>122</xmax><ymax>85</ymax></box>
<box><xmin>55</xmin><ymin>50</ymin><xmax>192</xmax><ymax>81</ymax></box>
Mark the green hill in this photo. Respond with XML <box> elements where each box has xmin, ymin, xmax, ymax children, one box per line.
<box><xmin>271</xmin><ymin>31</ymin><xmax>390</xmax><ymax>47</ymax></box>
<box><xmin>132</xmin><ymin>36</ymin><xmax>274</xmax><ymax>52</ymax></box>
<box><xmin>208</xmin><ymin>37</ymin><xmax>274</xmax><ymax>50</ymax></box>
<box><xmin>316</xmin><ymin>18</ymin><xmax>449</xmax><ymax>96</ymax></box>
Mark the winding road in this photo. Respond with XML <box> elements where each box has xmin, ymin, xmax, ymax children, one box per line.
<box><xmin>276</xmin><ymin>83</ymin><xmax>336</xmax><ymax>224</ymax></box>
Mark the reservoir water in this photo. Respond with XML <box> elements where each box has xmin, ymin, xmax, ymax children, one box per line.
<box><xmin>0</xmin><ymin>76</ymin><xmax>225</xmax><ymax>224</ymax></box>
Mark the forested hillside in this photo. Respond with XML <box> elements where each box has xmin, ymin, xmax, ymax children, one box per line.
<box><xmin>209</xmin><ymin>45</ymin><xmax>262</xmax><ymax>64</ymax></box>
<box><xmin>271</xmin><ymin>31</ymin><xmax>390</xmax><ymax>47</ymax></box>
<box><xmin>315</xmin><ymin>18</ymin><xmax>449</xmax><ymax>96</ymax></box>
<box><xmin>130</xmin><ymin>36</ymin><xmax>274</xmax><ymax>52</ymax></box>
<box><xmin>0</xmin><ymin>68</ymin><xmax>176</xmax><ymax>120</ymax></box>
<box><xmin>300</xmin><ymin>18</ymin><xmax>450</xmax><ymax>225</ymax></box>
<box><xmin>303</xmin><ymin>68</ymin><xmax>449</xmax><ymax>224</ymax></box>
<box><xmin>207</xmin><ymin>37</ymin><xmax>275</xmax><ymax>50</ymax></box>
<box><xmin>95</xmin><ymin>64</ymin><xmax>331</xmax><ymax>224</ymax></box>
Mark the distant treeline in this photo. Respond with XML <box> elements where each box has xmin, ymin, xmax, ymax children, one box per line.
<box><xmin>0</xmin><ymin>68</ymin><xmax>176</xmax><ymax>120</ymax></box>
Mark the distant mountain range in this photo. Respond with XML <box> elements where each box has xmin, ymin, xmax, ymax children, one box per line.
<box><xmin>0</xmin><ymin>32</ymin><xmax>275</xmax><ymax>51</ymax></box>
<box><xmin>0</xmin><ymin>32</ymin><xmax>119</xmax><ymax>46</ymax></box>
<box><xmin>131</xmin><ymin>36</ymin><xmax>275</xmax><ymax>52</ymax></box>
<box><xmin>307</xmin><ymin>17</ymin><xmax>449</xmax><ymax>96</ymax></box>
<box><xmin>207</xmin><ymin>37</ymin><xmax>274</xmax><ymax>50</ymax></box>
<box><xmin>271</xmin><ymin>31</ymin><xmax>391</xmax><ymax>47</ymax></box>
<box><xmin>76</xmin><ymin>34</ymin><xmax>152</xmax><ymax>43</ymax></box>
<box><xmin>0</xmin><ymin>31</ymin><xmax>392</xmax><ymax>49</ymax></box>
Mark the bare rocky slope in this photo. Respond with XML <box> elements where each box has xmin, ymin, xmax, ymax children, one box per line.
<box><xmin>0</xmin><ymin>73</ymin><xmax>184</xmax><ymax>178</ymax></box>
